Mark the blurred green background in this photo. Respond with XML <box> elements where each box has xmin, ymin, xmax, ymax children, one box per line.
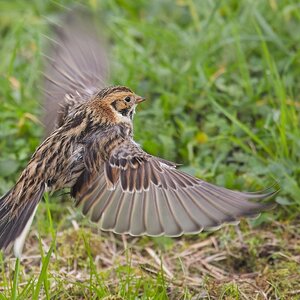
<box><xmin>0</xmin><ymin>0</ymin><xmax>299</xmax><ymax>299</ymax></box>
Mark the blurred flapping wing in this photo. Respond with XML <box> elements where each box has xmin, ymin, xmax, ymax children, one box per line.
<box><xmin>71</xmin><ymin>139</ymin><xmax>276</xmax><ymax>237</ymax></box>
<box><xmin>43</xmin><ymin>12</ymin><xmax>109</xmax><ymax>135</ymax></box>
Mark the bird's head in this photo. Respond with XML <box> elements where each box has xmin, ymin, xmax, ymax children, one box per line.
<box><xmin>89</xmin><ymin>86</ymin><xmax>145</xmax><ymax>124</ymax></box>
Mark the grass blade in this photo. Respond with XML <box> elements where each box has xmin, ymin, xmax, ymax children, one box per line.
<box><xmin>11</xmin><ymin>258</ymin><xmax>20</xmax><ymax>300</ymax></box>
<box><xmin>212</xmin><ymin>99</ymin><xmax>274</xmax><ymax>158</ymax></box>
<box><xmin>32</xmin><ymin>243</ymin><xmax>54</xmax><ymax>300</ymax></box>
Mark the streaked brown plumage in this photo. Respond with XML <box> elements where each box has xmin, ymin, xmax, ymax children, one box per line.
<box><xmin>0</xmin><ymin>14</ymin><xmax>278</xmax><ymax>257</ymax></box>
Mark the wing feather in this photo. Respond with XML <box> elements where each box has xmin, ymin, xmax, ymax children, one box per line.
<box><xmin>71</xmin><ymin>139</ymin><xmax>277</xmax><ymax>237</ymax></box>
<box><xmin>90</xmin><ymin>188</ymin><xmax>115</xmax><ymax>223</ymax></box>
<box><xmin>144</xmin><ymin>187</ymin><xmax>163</xmax><ymax>235</ymax></box>
<box><xmin>82</xmin><ymin>175</ymin><xmax>106</xmax><ymax>215</ymax></box>
<box><xmin>100</xmin><ymin>188</ymin><xmax>124</xmax><ymax>230</ymax></box>
<box><xmin>143</xmin><ymin>161</ymin><xmax>150</xmax><ymax>190</ymax></box>
<box><xmin>129</xmin><ymin>191</ymin><xmax>146</xmax><ymax>235</ymax></box>
<box><xmin>167</xmin><ymin>189</ymin><xmax>201</xmax><ymax>233</ymax></box>
<box><xmin>177</xmin><ymin>188</ymin><xmax>219</xmax><ymax>228</ymax></box>
<box><xmin>157</xmin><ymin>188</ymin><xmax>182</xmax><ymax>236</ymax></box>
<box><xmin>43</xmin><ymin>11</ymin><xmax>108</xmax><ymax>135</ymax></box>
<box><xmin>114</xmin><ymin>192</ymin><xmax>134</xmax><ymax>234</ymax></box>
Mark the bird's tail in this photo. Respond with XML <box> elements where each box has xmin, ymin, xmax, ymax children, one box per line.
<box><xmin>0</xmin><ymin>180</ymin><xmax>45</xmax><ymax>257</ymax></box>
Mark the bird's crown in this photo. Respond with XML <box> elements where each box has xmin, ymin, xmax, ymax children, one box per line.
<box><xmin>97</xmin><ymin>85</ymin><xmax>133</xmax><ymax>99</ymax></box>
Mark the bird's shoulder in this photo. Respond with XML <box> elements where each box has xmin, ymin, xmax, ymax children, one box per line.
<box><xmin>108</xmin><ymin>138</ymin><xmax>178</xmax><ymax>171</ymax></box>
<box><xmin>56</xmin><ymin>93</ymin><xmax>86</xmax><ymax>129</ymax></box>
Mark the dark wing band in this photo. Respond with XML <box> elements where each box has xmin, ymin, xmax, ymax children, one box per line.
<box><xmin>71</xmin><ymin>140</ymin><xmax>276</xmax><ymax>237</ymax></box>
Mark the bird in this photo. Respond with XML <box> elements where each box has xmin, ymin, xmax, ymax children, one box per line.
<box><xmin>0</xmin><ymin>14</ymin><xmax>277</xmax><ymax>258</ymax></box>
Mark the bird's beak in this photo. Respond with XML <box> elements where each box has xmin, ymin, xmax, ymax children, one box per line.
<box><xmin>135</xmin><ymin>95</ymin><xmax>146</xmax><ymax>104</ymax></box>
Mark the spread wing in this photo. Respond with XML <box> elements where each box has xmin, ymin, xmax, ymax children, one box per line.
<box><xmin>71</xmin><ymin>139</ymin><xmax>276</xmax><ymax>237</ymax></box>
<box><xmin>43</xmin><ymin>12</ymin><xmax>109</xmax><ymax>135</ymax></box>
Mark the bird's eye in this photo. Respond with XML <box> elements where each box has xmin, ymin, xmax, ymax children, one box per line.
<box><xmin>124</xmin><ymin>96</ymin><xmax>131</xmax><ymax>102</ymax></box>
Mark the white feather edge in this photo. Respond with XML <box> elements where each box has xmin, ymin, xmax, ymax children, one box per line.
<box><xmin>14</xmin><ymin>205</ymin><xmax>39</xmax><ymax>258</ymax></box>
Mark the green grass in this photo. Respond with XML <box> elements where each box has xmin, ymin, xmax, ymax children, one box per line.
<box><xmin>0</xmin><ymin>0</ymin><xmax>300</xmax><ymax>299</ymax></box>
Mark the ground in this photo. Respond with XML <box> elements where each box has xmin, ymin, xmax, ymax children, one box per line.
<box><xmin>0</xmin><ymin>1</ymin><xmax>299</xmax><ymax>299</ymax></box>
